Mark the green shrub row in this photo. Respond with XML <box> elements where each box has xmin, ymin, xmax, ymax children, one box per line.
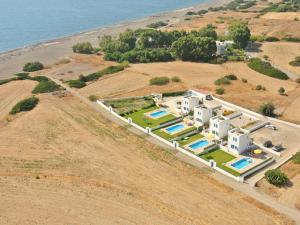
<box><xmin>265</xmin><ymin>169</ymin><xmax>289</xmax><ymax>187</ymax></box>
<box><xmin>149</xmin><ymin>77</ymin><xmax>170</xmax><ymax>86</ymax></box>
<box><xmin>248</xmin><ymin>58</ymin><xmax>289</xmax><ymax>80</ymax></box>
<box><xmin>162</xmin><ymin>91</ymin><xmax>187</xmax><ymax>97</ymax></box>
<box><xmin>146</xmin><ymin>21</ymin><xmax>168</xmax><ymax>29</ymax></box>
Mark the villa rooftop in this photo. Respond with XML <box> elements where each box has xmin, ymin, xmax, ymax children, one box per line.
<box><xmin>211</xmin><ymin>116</ymin><xmax>228</xmax><ymax>122</ymax></box>
<box><xmin>230</xmin><ymin>128</ymin><xmax>248</xmax><ymax>136</ymax></box>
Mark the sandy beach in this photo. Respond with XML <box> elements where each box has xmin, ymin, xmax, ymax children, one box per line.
<box><xmin>0</xmin><ymin>0</ymin><xmax>231</xmax><ymax>79</ymax></box>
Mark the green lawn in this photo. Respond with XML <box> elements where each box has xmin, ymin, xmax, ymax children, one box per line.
<box><xmin>178</xmin><ymin>133</ymin><xmax>204</xmax><ymax>146</ymax></box>
<box><xmin>200</xmin><ymin>149</ymin><xmax>240</xmax><ymax>176</ymax></box>
<box><xmin>153</xmin><ymin>126</ymin><xmax>197</xmax><ymax>141</ymax></box>
<box><xmin>125</xmin><ymin>106</ymin><xmax>177</xmax><ymax>128</ymax></box>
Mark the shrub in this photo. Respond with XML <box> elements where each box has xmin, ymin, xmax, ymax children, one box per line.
<box><xmin>256</xmin><ymin>85</ymin><xmax>265</xmax><ymax>91</ymax></box>
<box><xmin>84</xmin><ymin>64</ymin><xmax>128</xmax><ymax>82</ymax></box>
<box><xmin>265</xmin><ymin>169</ymin><xmax>289</xmax><ymax>187</ymax></box>
<box><xmin>23</xmin><ymin>62</ymin><xmax>44</xmax><ymax>72</ymax></box>
<box><xmin>250</xmin><ymin>35</ymin><xmax>265</xmax><ymax>42</ymax></box>
<box><xmin>225</xmin><ymin>74</ymin><xmax>237</xmax><ymax>80</ymax></box>
<box><xmin>146</xmin><ymin>21</ymin><xmax>168</xmax><ymax>29</ymax></box>
<box><xmin>10</xmin><ymin>96</ymin><xmax>39</xmax><ymax>114</ymax></box>
<box><xmin>265</xmin><ymin>36</ymin><xmax>280</xmax><ymax>42</ymax></box>
<box><xmin>171</xmin><ymin>76</ymin><xmax>181</xmax><ymax>82</ymax></box>
<box><xmin>72</xmin><ymin>42</ymin><xmax>94</xmax><ymax>54</ymax></box>
<box><xmin>162</xmin><ymin>91</ymin><xmax>187</xmax><ymax>97</ymax></box>
<box><xmin>32</xmin><ymin>81</ymin><xmax>61</xmax><ymax>93</ymax></box>
<box><xmin>89</xmin><ymin>95</ymin><xmax>98</xmax><ymax>102</ymax></box>
<box><xmin>15</xmin><ymin>72</ymin><xmax>31</xmax><ymax>80</ymax></box>
<box><xmin>31</xmin><ymin>76</ymin><xmax>49</xmax><ymax>82</ymax></box>
<box><xmin>289</xmin><ymin>56</ymin><xmax>300</xmax><ymax>67</ymax></box>
<box><xmin>68</xmin><ymin>80</ymin><xmax>87</xmax><ymax>89</ymax></box>
<box><xmin>248</xmin><ymin>58</ymin><xmax>289</xmax><ymax>80</ymax></box>
<box><xmin>149</xmin><ymin>77</ymin><xmax>170</xmax><ymax>86</ymax></box>
<box><xmin>278</xmin><ymin>87</ymin><xmax>285</xmax><ymax>95</ymax></box>
<box><xmin>0</xmin><ymin>78</ymin><xmax>16</xmax><ymax>85</ymax></box>
<box><xmin>242</xmin><ymin>78</ymin><xmax>248</xmax><ymax>83</ymax></box>
<box><xmin>296</xmin><ymin>78</ymin><xmax>300</xmax><ymax>83</ymax></box>
<box><xmin>292</xmin><ymin>152</ymin><xmax>300</xmax><ymax>164</ymax></box>
<box><xmin>259</xmin><ymin>102</ymin><xmax>275</xmax><ymax>117</ymax></box>
<box><xmin>214</xmin><ymin>77</ymin><xmax>231</xmax><ymax>85</ymax></box>
<box><xmin>282</xmin><ymin>37</ymin><xmax>300</xmax><ymax>42</ymax></box>
<box><xmin>215</xmin><ymin>87</ymin><xmax>225</xmax><ymax>95</ymax></box>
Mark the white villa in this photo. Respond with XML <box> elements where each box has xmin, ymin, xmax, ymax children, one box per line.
<box><xmin>181</xmin><ymin>96</ymin><xmax>200</xmax><ymax>115</ymax></box>
<box><xmin>209</xmin><ymin>116</ymin><xmax>230</xmax><ymax>139</ymax></box>
<box><xmin>194</xmin><ymin>105</ymin><xmax>213</xmax><ymax>126</ymax></box>
<box><xmin>216</xmin><ymin>40</ymin><xmax>234</xmax><ymax>55</ymax></box>
<box><xmin>228</xmin><ymin>128</ymin><xmax>251</xmax><ymax>154</ymax></box>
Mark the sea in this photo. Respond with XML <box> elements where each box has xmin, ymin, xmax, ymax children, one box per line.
<box><xmin>0</xmin><ymin>0</ymin><xmax>206</xmax><ymax>52</ymax></box>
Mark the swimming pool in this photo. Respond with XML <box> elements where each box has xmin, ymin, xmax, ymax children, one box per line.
<box><xmin>188</xmin><ymin>140</ymin><xmax>209</xmax><ymax>150</ymax></box>
<box><xmin>150</xmin><ymin>110</ymin><xmax>168</xmax><ymax>118</ymax></box>
<box><xmin>165</xmin><ymin>123</ymin><xmax>185</xmax><ymax>134</ymax></box>
<box><xmin>231</xmin><ymin>158</ymin><xmax>253</xmax><ymax>170</ymax></box>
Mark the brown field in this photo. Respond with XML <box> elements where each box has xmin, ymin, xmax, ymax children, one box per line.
<box><xmin>169</xmin><ymin>11</ymin><xmax>300</xmax><ymax>39</ymax></box>
<box><xmin>259</xmin><ymin>42</ymin><xmax>300</xmax><ymax>76</ymax></box>
<box><xmin>0</xmin><ymin>82</ymin><xmax>294</xmax><ymax>224</ymax></box>
<box><xmin>0</xmin><ymin>80</ymin><xmax>37</xmax><ymax>121</ymax></box>
<box><xmin>257</xmin><ymin>160</ymin><xmax>300</xmax><ymax>211</ymax></box>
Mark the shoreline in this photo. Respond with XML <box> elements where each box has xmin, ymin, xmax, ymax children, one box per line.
<box><xmin>0</xmin><ymin>0</ymin><xmax>231</xmax><ymax>79</ymax></box>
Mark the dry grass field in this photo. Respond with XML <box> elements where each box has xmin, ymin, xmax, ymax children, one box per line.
<box><xmin>257</xmin><ymin>161</ymin><xmax>300</xmax><ymax>211</ymax></box>
<box><xmin>0</xmin><ymin>82</ymin><xmax>294</xmax><ymax>225</ymax></box>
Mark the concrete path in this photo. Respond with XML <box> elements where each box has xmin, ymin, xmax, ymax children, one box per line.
<box><xmin>48</xmin><ymin>76</ymin><xmax>300</xmax><ymax>225</ymax></box>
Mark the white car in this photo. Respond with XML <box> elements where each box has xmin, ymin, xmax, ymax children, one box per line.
<box><xmin>265</xmin><ymin>124</ymin><xmax>277</xmax><ymax>130</ymax></box>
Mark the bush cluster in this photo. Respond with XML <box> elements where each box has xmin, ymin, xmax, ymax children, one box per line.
<box><xmin>68</xmin><ymin>80</ymin><xmax>87</xmax><ymax>89</ymax></box>
<box><xmin>289</xmin><ymin>56</ymin><xmax>300</xmax><ymax>66</ymax></box>
<box><xmin>259</xmin><ymin>102</ymin><xmax>275</xmax><ymax>117</ymax></box>
<box><xmin>32</xmin><ymin>80</ymin><xmax>61</xmax><ymax>94</ymax></box>
<box><xmin>248</xmin><ymin>58</ymin><xmax>289</xmax><ymax>80</ymax></box>
<box><xmin>72</xmin><ymin>42</ymin><xmax>95</xmax><ymax>54</ymax></box>
<box><xmin>23</xmin><ymin>62</ymin><xmax>44</xmax><ymax>72</ymax></box>
<box><xmin>214</xmin><ymin>77</ymin><xmax>231</xmax><ymax>85</ymax></box>
<box><xmin>265</xmin><ymin>169</ymin><xmax>289</xmax><ymax>187</ymax></box>
<box><xmin>10</xmin><ymin>96</ymin><xmax>39</xmax><ymax>115</ymax></box>
<box><xmin>146</xmin><ymin>21</ymin><xmax>168</xmax><ymax>29</ymax></box>
<box><xmin>224</xmin><ymin>74</ymin><xmax>237</xmax><ymax>80</ymax></box>
<box><xmin>149</xmin><ymin>77</ymin><xmax>170</xmax><ymax>86</ymax></box>
<box><xmin>215</xmin><ymin>87</ymin><xmax>225</xmax><ymax>95</ymax></box>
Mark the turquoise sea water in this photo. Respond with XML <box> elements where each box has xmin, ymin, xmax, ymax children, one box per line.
<box><xmin>0</xmin><ymin>0</ymin><xmax>206</xmax><ymax>52</ymax></box>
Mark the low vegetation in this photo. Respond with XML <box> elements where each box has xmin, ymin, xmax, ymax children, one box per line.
<box><xmin>149</xmin><ymin>76</ymin><xmax>170</xmax><ymax>86</ymax></box>
<box><xmin>292</xmin><ymin>152</ymin><xmax>300</xmax><ymax>164</ymax></box>
<box><xmin>215</xmin><ymin>87</ymin><xmax>225</xmax><ymax>95</ymax></box>
<box><xmin>278</xmin><ymin>87</ymin><xmax>285</xmax><ymax>95</ymax></box>
<box><xmin>32</xmin><ymin>80</ymin><xmax>61</xmax><ymax>94</ymax></box>
<box><xmin>10</xmin><ymin>96</ymin><xmax>39</xmax><ymax>115</ymax></box>
<box><xmin>224</xmin><ymin>74</ymin><xmax>237</xmax><ymax>80</ymax></box>
<box><xmin>265</xmin><ymin>169</ymin><xmax>289</xmax><ymax>187</ymax></box>
<box><xmin>162</xmin><ymin>91</ymin><xmax>187</xmax><ymax>97</ymax></box>
<box><xmin>72</xmin><ymin>42</ymin><xmax>96</xmax><ymax>54</ymax></box>
<box><xmin>282</xmin><ymin>37</ymin><xmax>300</xmax><ymax>42</ymax></box>
<box><xmin>215</xmin><ymin>77</ymin><xmax>231</xmax><ymax>85</ymax></box>
<box><xmin>289</xmin><ymin>56</ymin><xmax>300</xmax><ymax>66</ymax></box>
<box><xmin>262</xmin><ymin>0</ymin><xmax>300</xmax><ymax>13</ymax></box>
<box><xmin>146</xmin><ymin>21</ymin><xmax>168</xmax><ymax>29</ymax></box>
<box><xmin>68</xmin><ymin>80</ymin><xmax>87</xmax><ymax>89</ymax></box>
<box><xmin>256</xmin><ymin>85</ymin><xmax>266</xmax><ymax>91</ymax></box>
<box><xmin>248</xmin><ymin>58</ymin><xmax>289</xmax><ymax>80</ymax></box>
<box><xmin>23</xmin><ymin>61</ymin><xmax>44</xmax><ymax>72</ymax></box>
<box><xmin>89</xmin><ymin>95</ymin><xmax>98</xmax><ymax>102</ymax></box>
<box><xmin>259</xmin><ymin>102</ymin><xmax>275</xmax><ymax>117</ymax></box>
<box><xmin>171</xmin><ymin>76</ymin><xmax>181</xmax><ymax>82</ymax></box>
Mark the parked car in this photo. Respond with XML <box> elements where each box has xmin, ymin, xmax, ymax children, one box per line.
<box><xmin>272</xmin><ymin>144</ymin><xmax>283</xmax><ymax>152</ymax></box>
<box><xmin>263</xmin><ymin>140</ymin><xmax>273</xmax><ymax>148</ymax></box>
<box><xmin>265</xmin><ymin>124</ymin><xmax>277</xmax><ymax>130</ymax></box>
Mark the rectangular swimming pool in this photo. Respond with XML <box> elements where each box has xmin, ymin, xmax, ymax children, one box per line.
<box><xmin>188</xmin><ymin>140</ymin><xmax>209</xmax><ymax>150</ymax></box>
<box><xmin>165</xmin><ymin>123</ymin><xmax>185</xmax><ymax>134</ymax></box>
<box><xmin>149</xmin><ymin>110</ymin><xmax>168</xmax><ymax>118</ymax></box>
<box><xmin>231</xmin><ymin>158</ymin><xmax>253</xmax><ymax>170</ymax></box>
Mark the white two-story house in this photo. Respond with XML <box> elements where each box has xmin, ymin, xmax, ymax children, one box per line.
<box><xmin>228</xmin><ymin>128</ymin><xmax>251</xmax><ymax>155</ymax></box>
<box><xmin>209</xmin><ymin>116</ymin><xmax>230</xmax><ymax>139</ymax></box>
<box><xmin>181</xmin><ymin>96</ymin><xmax>200</xmax><ymax>115</ymax></box>
<box><xmin>194</xmin><ymin>105</ymin><xmax>213</xmax><ymax>126</ymax></box>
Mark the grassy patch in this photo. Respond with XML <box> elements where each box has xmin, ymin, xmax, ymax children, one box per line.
<box><xmin>200</xmin><ymin>149</ymin><xmax>240</xmax><ymax>176</ymax></box>
<box><xmin>153</xmin><ymin>126</ymin><xmax>197</xmax><ymax>141</ymax></box>
<box><xmin>125</xmin><ymin>106</ymin><xmax>177</xmax><ymax>128</ymax></box>
<box><xmin>248</xmin><ymin>58</ymin><xmax>289</xmax><ymax>80</ymax></box>
<box><xmin>149</xmin><ymin>76</ymin><xmax>170</xmax><ymax>86</ymax></box>
<box><xmin>106</xmin><ymin>97</ymin><xmax>155</xmax><ymax>115</ymax></box>
<box><xmin>178</xmin><ymin>133</ymin><xmax>204</xmax><ymax>146</ymax></box>
<box><xmin>68</xmin><ymin>80</ymin><xmax>87</xmax><ymax>89</ymax></box>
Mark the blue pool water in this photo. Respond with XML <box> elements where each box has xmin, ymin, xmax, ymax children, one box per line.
<box><xmin>189</xmin><ymin>140</ymin><xmax>209</xmax><ymax>150</ymax></box>
<box><xmin>231</xmin><ymin>158</ymin><xmax>253</xmax><ymax>170</ymax></box>
<box><xmin>166</xmin><ymin>124</ymin><xmax>185</xmax><ymax>133</ymax></box>
<box><xmin>150</xmin><ymin>110</ymin><xmax>168</xmax><ymax>118</ymax></box>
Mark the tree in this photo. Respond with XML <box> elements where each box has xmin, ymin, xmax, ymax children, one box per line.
<box><xmin>259</xmin><ymin>102</ymin><xmax>275</xmax><ymax>117</ymax></box>
<box><xmin>118</xmin><ymin>29</ymin><xmax>137</xmax><ymax>50</ymax></box>
<box><xmin>172</xmin><ymin>35</ymin><xmax>216</xmax><ymax>61</ymax></box>
<box><xmin>72</xmin><ymin>42</ymin><xmax>94</xmax><ymax>54</ymax></box>
<box><xmin>23</xmin><ymin>62</ymin><xmax>44</xmax><ymax>72</ymax></box>
<box><xmin>229</xmin><ymin>22</ymin><xmax>251</xmax><ymax>49</ymax></box>
<box><xmin>278</xmin><ymin>87</ymin><xmax>285</xmax><ymax>95</ymax></box>
<box><xmin>191</xmin><ymin>24</ymin><xmax>218</xmax><ymax>40</ymax></box>
<box><xmin>99</xmin><ymin>36</ymin><xmax>129</xmax><ymax>53</ymax></box>
<box><xmin>265</xmin><ymin>169</ymin><xmax>289</xmax><ymax>187</ymax></box>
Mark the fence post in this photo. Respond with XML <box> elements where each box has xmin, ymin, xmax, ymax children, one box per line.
<box><xmin>128</xmin><ymin>118</ymin><xmax>132</xmax><ymax>125</ymax></box>
<box><xmin>146</xmin><ymin>127</ymin><xmax>151</xmax><ymax>134</ymax></box>
<box><xmin>173</xmin><ymin>141</ymin><xmax>178</xmax><ymax>149</ymax></box>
